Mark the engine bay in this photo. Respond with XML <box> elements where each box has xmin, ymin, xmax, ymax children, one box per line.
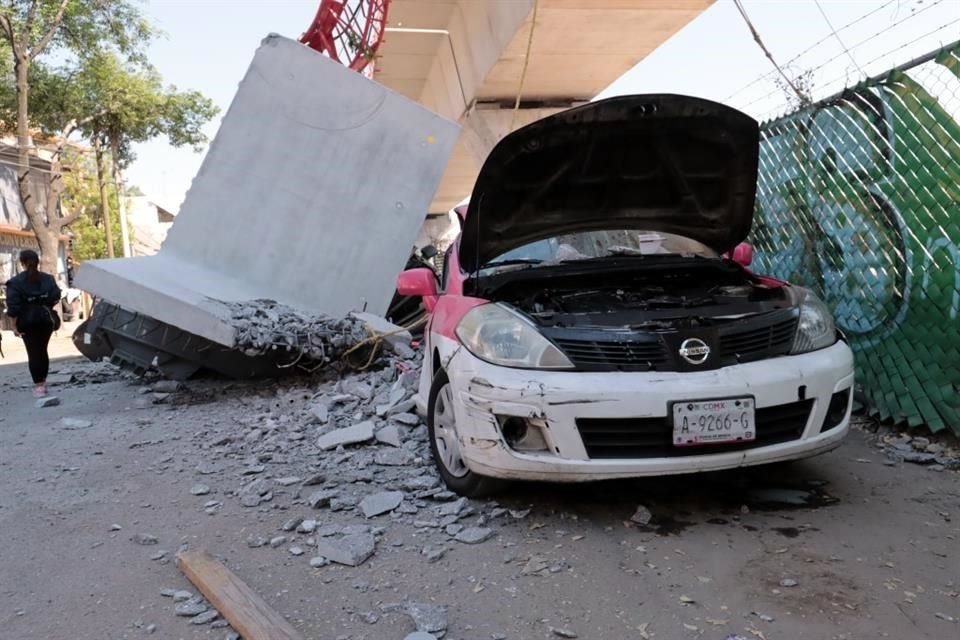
<box><xmin>467</xmin><ymin>257</ymin><xmax>797</xmax><ymax>330</ymax></box>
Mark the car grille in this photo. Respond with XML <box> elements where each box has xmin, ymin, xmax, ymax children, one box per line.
<box><xmin>547</xmin><ymin>311</ymin><xmax>799</xmax><ymax>372</ymax></box>
<box><xmin>576</xmin><ymin>399</ymin><xmax>813</xmax><ymax>459</ymax></box>
<box><xmin>719</xmin><ymin>316</ymin><xmax>797</xmax><ymax>364</ymax></box>
<box><xmin>551</xmin><ymin>338</ymin><xmax>668</xmax><ymax>370</ymax></box>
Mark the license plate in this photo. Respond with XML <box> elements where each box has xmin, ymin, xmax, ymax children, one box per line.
<box><xmin>672</xmin><ymin>397</ymin><xmax>755</xmax><ymax>446</ymax></box>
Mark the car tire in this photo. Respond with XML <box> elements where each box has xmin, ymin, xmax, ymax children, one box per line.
<box><xmin>427</xmin><ymin>369</ymin><xmax>505</xmax><ymax>497</ymax></box>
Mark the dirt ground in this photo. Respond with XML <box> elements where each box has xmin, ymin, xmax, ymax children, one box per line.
<box><xmin>1</xmin><ymin>328</ymin><xmax>958</xmax><ymax>640</ymax></box>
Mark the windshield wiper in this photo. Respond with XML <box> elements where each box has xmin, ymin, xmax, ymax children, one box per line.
<box><xmin>482</xmin><ymin>258</ymin><xmax>544</xmax><ymax>268</ymax></box>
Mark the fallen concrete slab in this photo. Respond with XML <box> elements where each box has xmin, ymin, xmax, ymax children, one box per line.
<box><xmin>76</xmin><ymin>34</ymin><xmax>458</xmax><ymax>348</ymax></box>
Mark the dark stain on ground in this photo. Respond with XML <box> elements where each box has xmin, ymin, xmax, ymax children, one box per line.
<box><xmin>650</xmin><ymin>515</ymin><xmax>696</xmax><ymax>536</ymax></box>
<box><xmin>707</xmin><ymin>518</ymin><xmax>729</xmax><ymax>525</ymax></box>
<box><xmin>774</xmin><ymin>526</ymin><xmax>801</xmax><ymax>538</ymax></box>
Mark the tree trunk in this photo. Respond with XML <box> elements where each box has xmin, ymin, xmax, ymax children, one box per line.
<box><xmin>109</xmin><ymin>135</ymin><xmax>132</xmax><ymax>257</ymax></box>
<box><xmin>92</xmin><ymin>131</ymin><xmax>114</xmax><ymax>258</ymax></box>
<box><xmin>12</xmin><ymin>54</ymin><xmax>58</xmax><ymax>274</ymax></box>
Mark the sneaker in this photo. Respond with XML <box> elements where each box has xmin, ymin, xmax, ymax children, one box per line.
<box><xmin>33</xmin><ymin>384</ymin><xmax>47</xmax><ymax>398</ymax></box>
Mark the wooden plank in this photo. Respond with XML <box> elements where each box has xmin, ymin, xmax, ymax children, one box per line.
<box><xmin>176</xmin><ymin>551</ymin><xmax>304</xmax><ymax>640</ymax></box>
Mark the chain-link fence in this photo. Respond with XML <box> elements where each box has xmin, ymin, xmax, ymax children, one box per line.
<box><xmin>752</xmin><ymin>40</ymin><xmax>960</xmax><ymax>435</ymax></box>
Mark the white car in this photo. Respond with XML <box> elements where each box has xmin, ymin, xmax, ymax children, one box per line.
<box><xmin>397</xmin><ymin>94</ymin><xmax>855</xmax><ymax>496</ymax></box>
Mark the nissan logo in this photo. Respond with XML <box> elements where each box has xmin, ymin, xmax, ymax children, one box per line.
<box><xmin>679</xmin><ymin>338</ymin><xmax>711</xmax><ymax>365</ymax></box>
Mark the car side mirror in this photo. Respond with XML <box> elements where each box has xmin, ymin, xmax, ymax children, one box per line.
<box><xmin>420</xmin><ymin>244</ymin><xmax>438</xmax><ymax>259</ymax></box>
<box><xmin>732</xmin><ymin>242</ymin><xmax>753</xmax><ymax>267</ymax></box>
<box><xmin>397</xmin><ymin>267</ymin><xmax>439</xmax><ymax>311</ymax></box>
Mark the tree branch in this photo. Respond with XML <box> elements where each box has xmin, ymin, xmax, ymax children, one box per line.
<box><xmin>0</xmin><ymin>13</ymin><xmax>21</xmax><ymax>57</ymax></box>
<box><xmin>27</xmin><ymin>0</ymin><xmax>70</xmax><ymax>60</ymax></box>
<box><xmin>20</xmin><ymin>0</ymin><xmax>39</xmax><ymax>44</ymax></box>
<box><xmin>54</xmin><ymin>205</ymin><xmax>86</xmax><ymax>229</ymax></box>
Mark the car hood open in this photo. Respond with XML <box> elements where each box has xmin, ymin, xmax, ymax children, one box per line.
<box><xmin>459</xmin><ymin>94</ymin><xmax>760</xmax><ymax>273</ymax></box>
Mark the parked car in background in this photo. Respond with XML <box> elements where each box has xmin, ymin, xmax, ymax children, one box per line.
<box><xmin>397</xmin><ymin>95</ymin><xmax>854</xmax><ymax>497</ymax></box>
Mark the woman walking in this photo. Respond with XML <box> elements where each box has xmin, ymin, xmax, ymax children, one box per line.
<box><xmin>4</xmin><ymin>249</ymin><xmax>62</xmax><ymax>397</ymax></box>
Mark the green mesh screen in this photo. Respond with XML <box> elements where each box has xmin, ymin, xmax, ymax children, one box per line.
<box><xmin>752</xmin><ymin>42</ymin><xmax>960</xmax><ymax>434</ymax></box>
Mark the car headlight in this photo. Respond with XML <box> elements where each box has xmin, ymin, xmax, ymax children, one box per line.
<box><xmin>455</xmin><ymin>303</ymin><xmax>573</xmax><ymax>369</ymax></box>
<box><xmin>790</xmin><ymin>290</ymin><xmax>838</xmax><ymax>354</ymax></box>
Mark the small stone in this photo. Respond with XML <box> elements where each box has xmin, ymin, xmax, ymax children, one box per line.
<box><xmin>174</xmin><ymin>602</ymin><xmax>208</xmax><ymax>617</ymax></box>
<box><xmin>779</xmin><ymin>578</ymin><xmax>798</xmax><ymax>588</ymax></box>
<box><xmin>454</xmin><ymin>527</ymin><xmax>494</xmax><ymax>544</ymax></box>
<box><xmin>298</xmin><ymin>519</ymin><xmax>318</xmax><ymax>534</ymax></box>
<box><xmin>226</xmin><ymin>632</ymin><xmax>241</xmax><ymax>640</ymax></box>
<box><xmin>160</xmin><ymin>589</ymin><xmax>177</xmax><ymax>598</ymax></box>
<box><xmin>630</xmin><ymin>505</ymin><xmax>653</xmax><ymax>525</ymax></box>
<box><xmin>275</xmin><ymin>476</ymin><xmax>302</xmax><ymax>487</ymax></box>
<box><xmin>247</xmin><ymin>535</ymin><xmax>268</xmax><ymax>548</ymax></box>
<box><xmin>407</xmin><ymin>602</ymin><xmax>448</xmax><ymax>635</ymax></box>
<box><xmin>241</xmin><ymin>465</ymin><xmax>266</xmax><ymax>475</ymax></box>
<box><xmin>35</xmin><ymin>396</ymin><xmax>61</xmax><ymax>408</ymax></box>
<box><xmin>508</xmin><ymin>509</ymin><xmax>531</xmax><ymax>520</ymax></box>
<box><xmin>521</xmin><ymin>555</ymin><xmax>549</xmax><ymax>575</ymax></box>
<box><xmin>289</xmin><ymin>546</ymin><xmax>305</xmax><ymax>556</ymax></box>
<box><xmin>211</xmin><ymin>619</ymin><xmax>229</xmax><ymax>629</ymax></box>
<box><xmin>269</xmin><ymin>536</ymin><xmax>287</xmax><ymax>548</ymax></box>
<box><xmin>316</xmin><ymin>421</ymin><xmax>376</xmax><ymax>450</ymax></box>
<box><xmin>551</xmin><ymin>628</ymin><xmax>578</xmax><ymax>639</ymax></box>
<box><xmin>309</xmin><ymin>556</ymin><xmax>329</xmax><ymax>568</ymax></box>
<box><xmin>359</xmin><ymin>611</ymin><xmax>380</xmax><ymax>624</ymax></box>
<box><xmin>172</xmin><ymin>590</ymin><xmax>193</xmax><ymax>602</ymax></box>
<box><xmin>60</xmin><ymin>417</ymin><xmax>93</xmax><ymax>430</ymax></box>
<box><xmin>911</xmin><ymin>437</ymin><xmax>931</xmax><ymax>450</ymax></box>
<box><xmin>375</xmin><ymin>425</ymin><xmax>402</xmax><ymax>447</ymax></box>
<box><xmin>152</xmin><ymin>380</ymin><xmax>181</xmax><ymax>393</ymax></box>
<box><xmin>110</xmin><ymin>524</ymin><xmax>123</xmax><ymax>531</ymax></box>
<box><xmin>281</xmin><ymin>517</ymin><xmax>304</xmax><ymax>532</ymax></box>
<box><xmin>403</xmin><ymin>475</ymin><xmax>440</xmax><ymax>491</ymax></box>
<box><xmin>195</xmin><ymin>462</ymin><xmax>222</xmax><ymax>475</ymax></box>
<box><xmin>302</xmin><ymin>472</ymin><xmax>326</xmax><ymax>486</ymax></box>
<box><xmin>392</xmin><ymin>412</ymin><xmax>421</xmax><ymax>426</ymax></box>
<box><xmin>422</xmin><ymin>546</ymin><xmax>446</xmax><ymax>563</ymax></box>
<box><xmin>445</xmin><ymin>524</ymin><xmax>464</xmax><ymax>537</ymax></box>
<box><xmin>315</xmin><ymin>533</ymin><xmax>376</xmax><ymax>566</ymax></box>
<box><xmin>191</xmin><ymin>610</ymin><xmax>219</xmax><ymax>625</ymax></box>
<box><xmin>359</xmin><ymin>491</ymin><xmax>405</xmax><ymax>518</ymax></box>
<box><xmin>190</xmin><ymin>484</ymin><xmax>211</xmax><ymax>496</ymax></box>
<box><xmin>752</xmin><ymin>612</ymin><xmax>775</xmax><ymax>622</ymax></box>
<box><xmin>146</xmin><ymin>623</ymin><xmax>157</xmax><ymax>634</ymax></box>
<box><xmin>150</xmin><ymin>550</ymin><xmax>167</xmax><ymax>561</ymax></box>
<box><xmin>132</xmin><ymin>533</ymin><xmax>158</xmax><ymax>546</ymax></box>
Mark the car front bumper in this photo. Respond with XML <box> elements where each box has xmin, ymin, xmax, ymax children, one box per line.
<box><xmin>442</xmin><ymin>341</ymin><xmax>855</xmax><ymax>481</ymax></box>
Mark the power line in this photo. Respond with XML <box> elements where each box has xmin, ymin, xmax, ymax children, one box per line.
<box><xmin>732</xmin><ymin>0</ymin><xmax>810</xmax><ymax>106</ymax></box>
<box><xmin>814</xmin><ymin>0</ymin><xmax>866</xmax><ymax>76</ymax></box>
<box><xmin>725</xmin><ymin>0</ymin><xmax>901</xmax><ymax>102</ymax></box>
<box><xmin>739</xmin><ymin>0</ymin><xmax>950</xmax><ymax>112</ymax></box>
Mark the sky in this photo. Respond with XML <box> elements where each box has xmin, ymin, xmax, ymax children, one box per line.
<box><xmin>124</xmin><ymin>0</ymin><xmax>960</xmax><ymax>211</ymax></box>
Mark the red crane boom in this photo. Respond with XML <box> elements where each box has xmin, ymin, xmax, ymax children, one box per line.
<box><xmin>300</xmin><ymin>0</ymin><xmax>391</xmax><ymax>77</ymax></box>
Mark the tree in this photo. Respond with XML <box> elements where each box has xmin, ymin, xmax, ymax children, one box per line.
<box><xmin>60</xmin><ymin>145</ymin><xmax>120</xmax><ymax>262</ymax></box>
<box><xmin>68</xmin><ymin>50</ymin><xmax>217</xmax><ymax>257</ymax></box>
<box><xmin>0</xmin><ymin>0</ymin><xmax>152</xmax><ymax>274</ymax></box>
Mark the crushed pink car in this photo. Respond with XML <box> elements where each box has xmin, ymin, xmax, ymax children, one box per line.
<box><xmin>398</xmin><ymin>95</ymin><xmax>854</xmax><ymax>496</ymax></box>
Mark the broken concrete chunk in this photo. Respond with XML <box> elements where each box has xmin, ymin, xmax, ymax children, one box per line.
<box><xmin>315</xmin><ymin>533</ymin><xmax>376</xmax><ymax>567</ymax></box>
<box><xmin>454</xmin><ymin>527</ymin><xmax>494</xmax><ymax>544</ymax></box>
<box><xmin>174</xmin><ymin>603</ymin><xmax>208</xmax><ymax>617</ymax></box>
<box><xmin>309</xmin><ymin>556</ymin><xmax>329</xmax><ymax>568</ymax></box>
<box><xmin>35</xmin><ymin>396</ymin><xmax>61</xmax><ymax>408</ymax></box>
<box><xmin>309</xmin><ymin>403</ymin><xmax>330</xmax><ymax>424</ymax></box>
<box><xmin>152</xmin><ymin>380</ymin><xmax>181</xmax><ymax>393</ymax></box>
<box><xmin>374</xmin><ymin>448</ymin><xmax>416</xmax><ymax>466</ymax></box>
<box><xmin>60</xmin><ymin>417</ymin><xmax>93</xmax><ymax>430</ymax></box>
<box><xmin>190</xmin><ymin>610</ymin><xmax>219</xmax><ymax>625</ymax></box>
<box><xmin>351</xmin><ymin>312</ymin><xmax>413</xmax><ymax>356</ymax></box>
<box><xmin>341</xmin><ymin>379</ymin><xmax>374</xmax><ymax>401</ymax></box>
<box><xmin>375</xmin><ymin>425</ymin><xmax>402</xmax><ymax>448</ymax></box>
<box><xmin>402</xmin><ymin>475</ymin><xmax>440</xmax><ymax>492</ymax></box>
<box><xmin>172</xmin><ymin>590</ymin><xmax>193</xmax><ymax>602</ymax></box>
<box><xmin>132</xmin><ymin>533</ymin><xmax>159</xmax><ymax>546</ymax></box>
<box><xmin>307</xmin><ymin>489</ymin><xmax>339</xmax><ymax>509</ymax></box>
<box><xmin>630</xmin><ymin>505</ymin><xmax>653</xmax><ymax>526</ymax></box>
<box><xmin>190</xmin><ymin>484</ymin><xmax>211</xmax><ymax>496</ymax></box>
<box><xmin>281</xmin><ymin>517</ymin><xmax>304</xmax><ymax>532</ymax></box>
<box><xmin>438</xmin><ymin>498</ymin><xmax>469</xmax><ymax>517</ymax></box>
<box><xmin>275</xmin><ymin>476</ymin><xmax>302</xmax><ymax>487</ymax></box>
<box><xmin>359</xmin><ymin>491</ymin><xmax>405</xmax><ymax>518</ymax></box>
<box><xmin>392</xmin><ymin>412</ymin><xmax>421</xmax><ymax>426</ymax></box>
<box><xmin>406</xmin><ymin>602</ymin><xmax>448</xmax><ymax>635</ymax></box>
<box><xmin>316</xmin><ymin>421</ymin><xmax>375</xmax><ymax>450</ymax></box>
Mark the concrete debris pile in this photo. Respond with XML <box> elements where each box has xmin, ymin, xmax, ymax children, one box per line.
<box><xmin>226</xmin><ymin>300</ymin><xmax>374</xmax><ymax>368</ymax></box>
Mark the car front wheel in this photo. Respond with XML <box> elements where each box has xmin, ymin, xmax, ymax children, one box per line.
<box><xmin>427</xmin><ymin>370</ymin><xmax>504</xmax><ymax>497</ymax></box>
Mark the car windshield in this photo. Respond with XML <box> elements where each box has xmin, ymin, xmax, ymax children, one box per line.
<box><xmin>481</xmin><ymin>230</ymin><xmax>718</xmax><ymax>271</ymax></box>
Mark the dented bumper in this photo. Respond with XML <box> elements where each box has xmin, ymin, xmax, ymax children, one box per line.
<box><xmin>441</xmin><ymin>341</ymin><xmax>855</xmax><ymax>481</ymax></box>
